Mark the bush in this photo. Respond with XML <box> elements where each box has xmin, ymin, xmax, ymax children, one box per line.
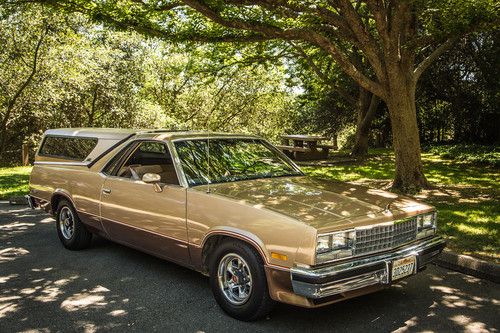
<box><xmin>425</xmin><ymin>144</ymin><xmax>500</xmax><ymax>167</ymax></box>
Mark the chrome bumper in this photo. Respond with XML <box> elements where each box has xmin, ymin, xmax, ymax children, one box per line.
<box><xmin>291</xmin><ymin>236</ymin><xmax>446</xmax><ymax>299</ymax></box>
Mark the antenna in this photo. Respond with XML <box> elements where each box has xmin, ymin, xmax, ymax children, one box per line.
<box><xmin>206</xmin><ymin>130</ymin><xmax>211</xmax><ymax>194</ymax></box>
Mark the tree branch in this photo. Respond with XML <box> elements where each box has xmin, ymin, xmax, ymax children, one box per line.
<box><xmin>365</xmin><ymin>0</ymin><xmax>389</xmax><ymax>48</ymax></box>
<box><xmin>289</xmin><ymin>42</ymin><xmax>356</xmax><ymax>106</ymax></box>
<box><xmin>130</xmin><ymin>0</ymin><xmax>185</xmax><ymax>11</ymax></box>
<box><xmin>65</xmin><ymin>6</ymin><xmax>279</xmax><ymax>44</ymax></box>
<box><xmin>305</xmin><ymin>33</ymin><xmax>386</xmax><ymax>98</ymax></box>
<box><xmin>181</xmin><ymin>0</ymin><xmax>386</xmax><ymax>98</ymax></box>
<box><xmin>336</xmin><ymin>0</ymin><xmax>385</xmax><ymax>81</ymax></box>
<box><xmin>413</xmin><ymin>37</ymin><xmax>458</xmax><ymax>82</ymax></box>
<box><xmin>223</xmin><ymin>0</ymin><xmax>308</xmax><ymax>18</ymax></box>
<box><xmin>34</xmin><ymin>0</ymin><xmax>387</xmax><ymax>98</ymax></box>
<box><xmin>181</xmin><ymin>0</ymin><xmax>305</xmax><ymax>39</ymax></box>
<box><xmin>360</xmin><ymin>93</ymin><xmax>380</xmax><ymax>131</ymax></box>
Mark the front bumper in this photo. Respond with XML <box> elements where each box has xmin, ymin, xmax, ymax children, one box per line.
<box><xmin>291</xmin><ymin>236</ymin><xmax>446</xmax><ymax>300</ymax></box>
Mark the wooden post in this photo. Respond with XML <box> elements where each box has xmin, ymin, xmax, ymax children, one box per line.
<box><xmin>332</xmin><ymin>134</ymin><xmax>338</xmax><ymax>150</ymax></box>
<box><xmin>22</xmin><ymin>143</ymin><xmax>29</xmax><ymax>166</ymax></box>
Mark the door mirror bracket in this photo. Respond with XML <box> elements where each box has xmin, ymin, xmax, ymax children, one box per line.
<box><xmin>142</xmin><ymin>173</ymin><xmax>163</xmax><ymax>193</ymax></box>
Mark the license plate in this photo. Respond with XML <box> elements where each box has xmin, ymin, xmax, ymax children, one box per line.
<box><xmin>391</xmin><ymin>256</ymin><xmax>416</xmax><ymax>281</ymax></box>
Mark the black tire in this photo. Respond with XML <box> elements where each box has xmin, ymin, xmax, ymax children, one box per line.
<box><xmin>209</xmin><ymin>239</ymin><xmax>275</xmax><ymax>321</ymax></box>
<box><xmin>55</xmin><ymin>199</ymin><xmax>92</xmax><ymax>250</ymax></box>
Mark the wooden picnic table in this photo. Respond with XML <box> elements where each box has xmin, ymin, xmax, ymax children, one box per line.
<box><xmin>277</xmin><ymin>135</ymin><xmax>336</xmax><ymax>161</ymax></box>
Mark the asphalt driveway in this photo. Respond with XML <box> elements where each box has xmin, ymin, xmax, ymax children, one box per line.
<box><xmin>1</xmin><ymin>202</ymin><xmax>498</xmax><ymax>333</ymax></box>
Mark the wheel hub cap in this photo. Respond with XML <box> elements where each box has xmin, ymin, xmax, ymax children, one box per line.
<box><xmin>59</xmin><ymin>207</ymin><xmax>74</xmax><ymax>240</ymax></box>
<box><xmin>217</xmin><ymin>253</ymin><xmax>253</xmax><ymax>305</ymax></box>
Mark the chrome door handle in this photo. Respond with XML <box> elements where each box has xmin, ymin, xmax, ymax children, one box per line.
<box><xmin>102</xmin><ymin>188</ymin><xmax>112</xmax><ymax>195</ymax></box>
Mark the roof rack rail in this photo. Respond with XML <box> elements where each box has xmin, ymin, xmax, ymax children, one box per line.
<box><xmin>139</xmin><ymin>129</ymin><xmax>191</xmax><ymax>134</ymax></box>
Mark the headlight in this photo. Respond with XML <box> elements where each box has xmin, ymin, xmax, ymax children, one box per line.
<box><xmin>315</xmin><ymin>230</ymin><xmax>355</xmax><ymax>264</ymax></box>
<box><xmin>316</xmin><ymin>235</ymin><xmax>331</xmax><ymax>254</ymax></box>
<box><xmin>417</xmin><ymin>211</ymin><xmax>437</xmax><ymax>238</ymax></box>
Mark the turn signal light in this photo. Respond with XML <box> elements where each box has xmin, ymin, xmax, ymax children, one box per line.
<box><xmin>271</xmin><ymin>252</ymin><xmax>288</xmax><ymax>261</ymax></box>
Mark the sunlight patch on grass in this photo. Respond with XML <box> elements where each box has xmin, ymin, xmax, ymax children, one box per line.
<box><xmin>456</xmin><ymin>223</ymin><xmax>489</xmax><ymax>236</ymax></box>
<box><xmin>0</xmin><ymin>166</ymin><xmax>32</xmax><ymax>200</ymax></box>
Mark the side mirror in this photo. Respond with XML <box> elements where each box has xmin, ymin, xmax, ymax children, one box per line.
<box><xmin>142</xmin><ymin>173</ymin><xmax>163</xmax><ymax>192</ymax></box>
<box><xmin>142</xmin><ymin>173</ymin><xmax>161</xmax><ymax>183</ymax></box>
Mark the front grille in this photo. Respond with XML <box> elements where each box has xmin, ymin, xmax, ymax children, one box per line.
<box><xmin>354</xmin><ymin>217</ymin><xmax>417</xmax><ymax>255</ymax></box>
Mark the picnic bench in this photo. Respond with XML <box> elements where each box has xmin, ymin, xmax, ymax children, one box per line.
<box><xmin>277</xmin><ymin>135</ymin><xmax>336</xmax><ymax>161</ymax></box>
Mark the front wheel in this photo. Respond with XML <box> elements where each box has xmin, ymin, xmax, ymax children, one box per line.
<box><xmin>55</xmin><ymin>199</ymin><xmax>92</xmax><ymax>250</ymax></box>
<box><xmin>209</xmin><ymin>240</ymin><xmax>275</xmax><ymax>321</ymax></box>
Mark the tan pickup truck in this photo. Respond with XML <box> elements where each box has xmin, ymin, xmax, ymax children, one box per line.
<box><xmin>28</xmin><ymin>128</ymin><xmax>445</xmax><ymax>321</ymax></box>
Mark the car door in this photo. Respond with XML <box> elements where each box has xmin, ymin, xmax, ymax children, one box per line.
<box><xmin>99</xmin><ymin>140</ymin><xmax>189</xmax><ymax>264</ymax></box>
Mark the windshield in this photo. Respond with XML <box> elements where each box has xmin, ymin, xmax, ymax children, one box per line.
<box><xmin>174</xmin><ymin>138</ymin><xmax>302</xmax><ymax>186</ymax></box>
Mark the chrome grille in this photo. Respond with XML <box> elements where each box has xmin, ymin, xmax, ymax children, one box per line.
<box><xmin>354</xmin><ymin>217</ymin><xmax>417</xmax><ymax>255</ymax></box>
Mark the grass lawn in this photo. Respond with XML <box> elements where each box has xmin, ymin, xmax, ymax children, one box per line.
<box><xmin>303</xmin><ymin>148</ymin><xmax>499</xmax><ymax>263</ymax></box>
<box><xmin>0</xmin><ymin>166</ymin><xmax>31</xmax><ymax>200</ymax></box>
<box><xmin>1</xmin><ymin>151</ymin><xmax>498</xmax><ymax>263</ymax></box>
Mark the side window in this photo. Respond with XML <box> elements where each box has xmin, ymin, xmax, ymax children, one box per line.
<box><xmin>113</xmin><ymin>141</ymin><xmax>179</xmax><ymax>185</ymax></box>
<box><xmin>39</xmin><ymin>136</ymin><xmax>98</xmax><ymax>161</ymax></box>
<box><xmin>102</xmin><ymin>142</ymin><xmax>136</xmax><ymax>175</ymax></box>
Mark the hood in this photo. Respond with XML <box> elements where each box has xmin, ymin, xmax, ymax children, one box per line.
<box><xmin>194</xmin><ymin>176</ymin><xmax>433</xmax><ymax>231</ymax></box>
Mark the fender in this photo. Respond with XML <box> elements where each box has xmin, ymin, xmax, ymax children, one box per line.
<box><xmin>50</xmin><ymin>189</ymin><xmax>76</xmax><ymax>214</ymax></box>
<box><xmin>200</xmin><ymin>227</ymin><xmax>270</xmax><ymax>264</ymax></box>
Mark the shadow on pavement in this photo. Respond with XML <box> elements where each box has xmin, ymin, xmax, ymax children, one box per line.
<box><xmin>1</xmin><ymin>203</ymin><xmax>498</xmax><ymax>332</ymax></box>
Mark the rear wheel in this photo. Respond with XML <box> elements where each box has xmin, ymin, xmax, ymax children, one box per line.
<box><xmin>209</xmin><ymin>239</ymin><xmax>275</xmax><ymax>321</ymax></box>
<box><xmin>56</xmin><ymin>199</ymin><xmax>92</xmax><ymax>250</ymax></box>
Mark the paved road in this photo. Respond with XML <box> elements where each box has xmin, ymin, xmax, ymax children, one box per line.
<box><xmin>0</xmin><ymin>203</ymin><xmax>498</xmax><ymax>333</ymax></box>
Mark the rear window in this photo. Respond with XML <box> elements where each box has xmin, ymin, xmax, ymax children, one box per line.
<box><xmin>39</xmin><ymin>136</ymin><xmax>98</xmax><ymax>161</ymax></box>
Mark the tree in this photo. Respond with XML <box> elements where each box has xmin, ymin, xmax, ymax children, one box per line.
<box><xmin>417</xmin><ymin>31</ymin><xmax>500</xmax><ymax>144</ymax></box>
<box><xmin>288</xmin><ymin>43</ymin><xmax>380</xmax><ymax>157</ymax></box>
<box><xmin>26</xmin><ymin>0</ymin><xmax>497</xmax><ymax>191</ymax></box>
<box><xmin>0</xmin><ymin>4</ymin><xmax>158</xmax><ymax>164</ymax></box>
<box><xmin>0</xmin><ymin>3</ymin><xmax>301</xmax><ymax>165</ymax></box>
<box><xmin>0</xmin><ymin>5</ymin><xmax>49</xmax><ymax>158</ymax></box>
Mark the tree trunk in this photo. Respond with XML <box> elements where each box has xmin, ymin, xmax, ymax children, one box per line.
<box><xmin>0</xmin><ymin>131</ymin><xmax>8</xmax><ymax>159</ymax></box>
<box><xmin>386</xmin><ymin>73</ymin><xmax>429</xmax><ymax>192</ymax></box>
<box><xmin>351</xmin><ymin>88</ymin><xmax>380</xmax><ymax>157</ymax></box>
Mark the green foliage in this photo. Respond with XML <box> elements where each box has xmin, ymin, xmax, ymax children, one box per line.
<box><xmin>293</xmin><ymin>86</ymin><xmax>356</xmax><ymax>137</ymax></box>
<box><xmin>417</xmin><ymin>31</ymin><xmax>500</xmax><ymax>144</ymax></box>
<box><xmin>0</xmin><ymin>3</ymin><xmax>299</xmax><ymax>165</ymax></box>
<box><xmin>421</xmin><ymin>0</ymin><xmax>499</xmax><ymax>38</ymax></box>
<box><xmin>0</xmin><ymin>5</ymin><xmax>154</xmax><ymax>163</ymax></box>
<box><xmin>141</xmin><ymin>41</ymin><xmax>298</xmax><ymax>140</ymax></box>
<box><xmin>426</xmin><ymin>144</ymin><xmax>500</xmax><ymax>167</ymax></box>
